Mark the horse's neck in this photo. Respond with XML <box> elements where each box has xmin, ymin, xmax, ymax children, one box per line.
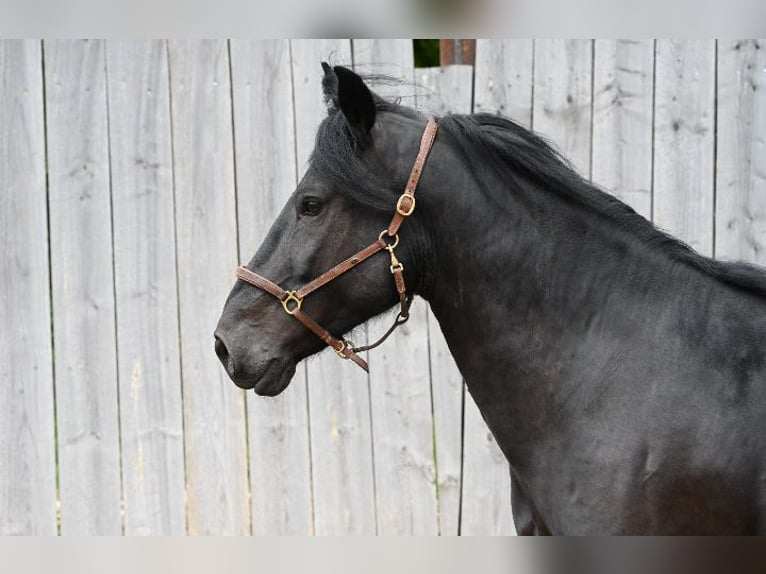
<box><xmin>421</xmin><ymin>177</ymin><xmax>691</xmax><ymax>459</ymax></box>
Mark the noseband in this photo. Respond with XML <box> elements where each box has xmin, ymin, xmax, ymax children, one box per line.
<box><xmin>235</xmin><ymin>119</ymin><xmax>438</xmax><ymax>372</ymax></box>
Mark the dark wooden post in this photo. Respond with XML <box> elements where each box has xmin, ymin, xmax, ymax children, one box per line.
<box><xmin>439</xmin><ymin>39</ymin><xmax>476</xmax><ymax>66</ymax></box>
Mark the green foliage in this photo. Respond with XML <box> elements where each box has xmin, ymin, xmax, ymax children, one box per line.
<box><xmin>413</xmin><ymin>39</ymin><xmax>439</xmax><ymax>68</ymax></box>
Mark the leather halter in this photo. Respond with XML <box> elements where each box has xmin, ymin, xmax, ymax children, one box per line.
<box><xmin>235</xmin><ymin>119</ymin><xmax>438</xmax><ymax>372</ymax></box>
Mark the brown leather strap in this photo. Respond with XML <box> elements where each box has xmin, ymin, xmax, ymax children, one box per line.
<box><xmin>392</xmin><ymin>267</ymin><xmax>408</xmax><ymax>317</ymax></box>
<box><xmin>292</xmin><ymin>309</ymin><xmax>369</xmax><ymax>371</ymax></box>
<box><xmin>236</xmin><ymin>266</ymin><xmax>286</xmax><ymax>300</ymax></box>
<box><xmin>297</xmin><ymin>238</ymin><xmax>387</xmax><ymax>299</ymax></box>
<box><xmin>237</xmin><ymin>252</ymin><xmax>404</xmax><ymax>374</ymax></box>
<box><xmin>236</xmin><ymin>264</ymin><xmax>370</xmax><ymax>370</ymax></box>
<box><xmin>237</xmin><ymin>237</ymin><xmax>387</xmax><ymax>302</ymax></box>
<box><xmin>387</xmin><ymin>119</ymin><xmax>438</xmax><ymax>236</ymax></box>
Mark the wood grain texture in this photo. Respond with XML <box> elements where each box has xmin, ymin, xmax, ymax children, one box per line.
<box><xmin>105</xmin><ymin>40</ymin><xmax>186</xmax><ymax>536</ymax></box>
<box><xmin>654</xmin><ymin>40</ymin><xmax>716</xmax><ymax>255</ymax></box>
<box><xmin>44</xmin><ymin>39</ymin><xmax>122</xmax><ymax>535</ymax></box>
<box><xmin>0</xmin><ymin>40</ymin><xmax>57</xmax><ymax>535</ymax></box>
<box><xmin>355</xmin><ymin>38</ymin><xmax>438</xmax><ymax>536</ymax></box>
<box><xmin>715</xmin><ymin>39</ymin><xmax>766</xmax><ymax>264</ymax></box>
<box><xmin>474</xmin><ymin>39</ymin><xmax>533</xmax><ymax>124</ymax></box>
<box><xmin>229</xmin><ymin>39</ymin><xmax>314</xmax><ymax>535</ymax></box>
<box><xmin>413</xmin><ymin>64</ymin><xmax>475</xmax><ymax>536</ymax></box>
<box><xmin>168</xmin><ymin>40</ymin><xmax>249</xmax><ymax>535</ymax></box>
<box><xmin>352</xmin><ymin>41</ymin><xmax>439</xmax><ymax>536</ymax></box>
<box><xmin>366</xmin><ymin>300</ymin><xmax>437</xmax><ymax>535</ymax></box>
<box><xmin>353</xmin><ymin>39</ymin><xmax>417</xmax><ymax>107</ymax></box>
<box><xmin>533</xmin><ymin>39</ymin><xmax>594</xmax><ymax>178</ymax></box>
<box><xmin>592</xmin><ymin>40</ymin><xmax>655</xmax><ymax>220</ymax></box>
<box><xmin>291</xmin><ymin>39</ymin><xmax>377</xmax><ymax>535</ymax></box>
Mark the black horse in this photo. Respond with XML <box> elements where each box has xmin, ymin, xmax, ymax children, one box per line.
<box><xmin>215</xmin><ymin>64</ymin><xmax>766</xmax><ymax>535</ymax></box>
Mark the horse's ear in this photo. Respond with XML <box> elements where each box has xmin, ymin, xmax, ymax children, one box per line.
<box><xmin>321</xmin><ymin>62</ymin><xmax>338</xmax><ymax>108</ymax></box>
<box><xmin>333</xmin><ymin>65</ymin><xmax>376</xmax><ymax>142</ymax></box>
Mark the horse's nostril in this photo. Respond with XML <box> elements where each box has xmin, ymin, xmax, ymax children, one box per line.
<box><xmin>214</xmin><ymin>335</ymin><xmax>229</xmax><ymax>364</ymax></box>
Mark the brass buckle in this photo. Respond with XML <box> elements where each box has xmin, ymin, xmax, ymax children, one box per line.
<box><xmin>281</xmin><ymin>291</ymin><xmax>303</xmax><ymax>315</ymax></box>
<box><xmin>396</xmin><ymin>193</ymin><xmax>416</xmax><ymax>217</ymax></box>
<box><xmin>334</xmin><ymin>339</ymin><xmax>354</xmax><ymax>358</ymax></box>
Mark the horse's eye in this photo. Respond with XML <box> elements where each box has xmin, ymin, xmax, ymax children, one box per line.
<box><xmin>300</xmin><ymin>198</ymin><xmax>323</xmax><ymax>217</ymax></box>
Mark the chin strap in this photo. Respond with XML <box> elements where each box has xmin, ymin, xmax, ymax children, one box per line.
<box><xmin>235</xmin><ymin>119</ymin><xmax>438</xmax><ymax>372</ymax></box>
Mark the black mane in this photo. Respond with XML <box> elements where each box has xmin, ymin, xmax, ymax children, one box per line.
<box><xmin>311</xmin><ymin>96</ymin><xmax>766</xmax><ymax>299</ymax></box>
<box><xmin>439</xmin><ymin>113</ymin><xmax>766</xmax><ymax>298</ymax></box>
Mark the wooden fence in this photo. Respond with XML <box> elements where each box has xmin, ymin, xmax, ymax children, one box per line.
<box><xmin>1</xmin><ymin>39</ymin><xmax>764</xmax><ymax>535</ymax></box>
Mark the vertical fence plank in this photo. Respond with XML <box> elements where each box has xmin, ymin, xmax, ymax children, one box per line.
<box><xmin>413</xmin><ymin>64</ymin><xmax>475</xmax><ymax>536</ymax></box>
<box><xmin>229</xmin><ymin>39</ymin><xmax>314</xmax><ymax>535</ymax></box>
<box><xmin>474</xmin><ymin>39</ymin><xmax>533</xmax><ymax>121</ymax></box>
<box><xmin>464</xmin><ymin>39</ymin><xmax>536</xmax><ymax>536</ymax></box>
<box><xmin>715</xmin><ymin>39</ymin><xmax>766</xmax><ymax>264</ymax></box>
<box><xmin>44</xmin><ymin>39</ymin><xmax>122</xmax><ymax>535</ymax></box>
<box><xmin>105</xmin><ymin>40</ymin><xmax>186</xmax><ymax>535</ymax></box>
<box><xmin>350</xmin><ymin>38</ymin><xmax>429</xmax><ymax>535</ymax></box>
<box><xmin>357</xmin><ymin>39</ymin><xmax>444</xmax><ymax>535</ymax></box>
<box><xmin>654</xmin><ymin>40</ymin><xmax>716</xmax><ymax>255</ymax></box>
<box><xmin>290</xmin><ymin>39</ymin><xmax>378</xmax><ymax>536</ymax></box>
<box><xmin>0</xmin><ymin>40</ymin><xmax>57</xmax><ymax>535</ymax></box>
<box><xmin>341</xmin><ymin>43</ymin><xmax>439</xmax><ymax>536</ymax></box>
<box><xmin>533</xmin><ymin>39</ymin><xmax>594</xmax><ymax>178</ymax></box>
<box><xmin>354</xmin><ymin>39</ymin><xmax>437</xmax><ymax>534</ymax></box>
<box><xmin>352</xmin><ymin>39</ymin><xmax>417</xmax><ymax>105</ymax></box>
<box><xmin>592</xmin><ymin>40</ymin><xmax>655</xmax><ymax>220</ymax></box>
<box><xmin>168</xmin><ymin>40</ymin><xmax>249</xmax><ymax>535</ymax></box>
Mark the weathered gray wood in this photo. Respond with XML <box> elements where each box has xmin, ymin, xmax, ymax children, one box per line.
<box><xmin>352</xmin><ymin>39</ymin><xmax>417</xmax><ymax>105</ymax></box>
<box><xmin>348</xmin><ymin>42</ymin><xmax>438</xmax><ymax>536</ymax></box>
<box><xmin>0</xmin><ymin>40</ymin><xmax>57</xmax><ymax>536</ymax></box>
<box><xmin>464</xmin><ymin>39</ymin><xmax>536</xmax><ymax>536</ymax></box>
<box><xmin>592</xmin><ymin>40</ymin><xmax>655</xmax><ymax>219</ymax></box>
<box><xmin>168</xmin><ymin>40</ymin><xmax>249</xmax><ymax>535</ymax></box>
<box><xmin>105</xmin><ymin>40</ymin><xmax>186</xmax><ymax>536</ymax></box>
<box><xmin>44</xmin><ymin>39</ymin><xmax>122</xmax><ymax>535</ymax></box>
<box><xmin>715</xmin><ymin>40</ymin><xmax>766</xmax><ymax>264</ymax></box>
<box><xmin>357</xmin><ymin>38</ymin><xmax>442</xmax><ymax>536</ymax></box>
<box><xmin>415</xmin><ymin>65</ymin><xmax>475</xmax><ymax>116</ymax></box>
<box><xmin>474</xmin><ymin>39</ymin><xmax>533</xmax><ymax>123</ymax></box>
<box><xmin>653</xmin><ymin>40</ymin><xmax>716</xmax><ymax>255</ymax></box>
<box><xmin>413</xmin><ymin>64</ymin><xmax>475</xmax><ymax>536</ymax></box>
<box><xmin>291</xmin><ymin>39</ymin><xmax>377</xmax><ymax>535</ymax></box>
<box><xmin>533</xmin><ymin>39</ymin><xmax>594</xmax><ymax>178</ymax></box>
<box><xmin>367</xmin><ymin>313</ymin><xmax>438</xmax><ymax>536</ymax></box>
<box><xmin>229</xmin><ymin>39</ymin><xmax>314</xmax><ymax>535</ymax></box>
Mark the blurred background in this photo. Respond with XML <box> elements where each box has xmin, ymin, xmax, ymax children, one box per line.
<box><xmin>1</xmin><ymin>39</ymin><xmax>764</xmax><ymax>535</ymax></box>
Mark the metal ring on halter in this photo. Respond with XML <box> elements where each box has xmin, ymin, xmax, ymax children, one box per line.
<box><xmin>335</xmin><ymin>339</ymin><xmax>355</xmax><ymax>358</ymax></box>
<box><xmin>281</xmin><ymin>291</ymin><xmax>303</xmax><ymax>315</ymax></box>
<box><xmin>378</xmin><ymin>229</ymin><xmax>399</xmax><ymax>249</ymax></box>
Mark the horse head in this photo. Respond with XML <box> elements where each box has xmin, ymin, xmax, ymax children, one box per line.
<box><xmin>215</xmin><ymin>64</ymin><xmax>436</xmax><ymax>395</ymax></box>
